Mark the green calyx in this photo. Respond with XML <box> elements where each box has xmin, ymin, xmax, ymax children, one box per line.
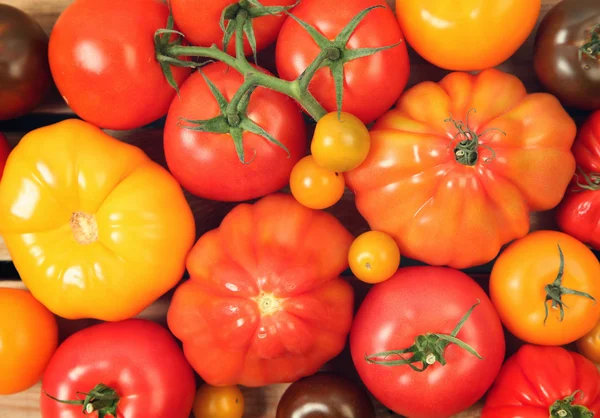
<box><xmin>287</xmin><ymin>4</ymin><xmax>401</xmax><ymax>119</ymax></box>
<box><xmin>574</xmin><ymin>166</ymin><xmax>600</xmax><ymax>191</ymax></box>
<box><xmin>444</xmin><ymin>109</ymin><xmax>504</xmax><ymax>166</ymax></box>
<box><xmin>543</xmin><ymin>244</ymin><xmax>597</xmax><ymax>324</ymax></box>
<box><xmin>44</xmin><ymin>383</ymin><xmax>120</xmax><ymax>418</ymax></box>
<box><xmin>580</xmin><ymin>24</ymin><xmax>600</xmax><ymax>62</ymax></box>
<box><xmin>550</xmin><ymin>391</ymin><xmax>594</xmax><ymax>418</ymax></box>
<box><xmin>365</xmin><ymin>300</ymin><xmax>483</xmax><ymax>372</ymax></box>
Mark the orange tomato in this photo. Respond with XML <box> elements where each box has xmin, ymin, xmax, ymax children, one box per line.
<box><xmin>395</xmin><ymin>0</ymin><xmax>541</xmax><ymax>71</ymax></box>
<box><xmin>490</xmin><ymin>231</ymin><xmax>600</xmax><ymax>346</ymax></box>
<box><xmin>290</xmin><ymin>155</ymin><xmax>345</xmax><ymax>210</ymax></box>
<box><xmin>0</xmin><ymin>288</ymin><xmax>58</xmax><ymax>394</ymax></box>
<box><xmin>348</xmin><ymin>231</ymin><xmax>400</xmax><ymax>284</ymax></box>
<box><xmin>193</xmin><ymin>384</ymin><xmax>245</xmax><ymax>418</ymax></box>
<box><xmin>577</xmin><ymin>320</ymin><xmax>600</xmax><ymax>364</ymax></box>
<box><xmin>0</xmin><ymin>120</ymin><xmax>195</xmax><ymax>321</ymax></box>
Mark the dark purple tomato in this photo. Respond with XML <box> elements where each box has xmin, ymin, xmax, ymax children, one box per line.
<box><xmin>276</xmin><ymin>373</ymin><xmax>375</xmax><ymax>418</ymax></box>
<box><xmin>0</xmin><ymin>4</ymin><xmax>51</xmax><ymax>120</ymax></box>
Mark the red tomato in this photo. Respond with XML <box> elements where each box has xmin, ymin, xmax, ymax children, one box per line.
<box><xmin>167</xmin><ymin>194</ymin><xmax>355</xmax><ymax>386</ymax></box>
<box><xmin>482</xmin><ymin>345</ymin><xmax>600</xmax><ymax>417</ymax></box>
<box><xmin>41</xmin><ymin>319</ymin><xmax>195</xmax><ymax>418</ymax></box>
<box><xmin>350</xmin><ymin>267</ymin><xmax>505</xmax><ymax>418</ymax></box>
<box><xmin>275</xmin><ymin>0</ymin><xmax>409</xmax><ymax>124</ymax></box>
<box><xmin>170</xmin><ymin>0</ymin><xmax>296</xmax><ymax>55</ymax></box>
<box><xmin>164</xmin><ymin>62</ymin><xmax>306</xmax><ymax>202</ymax></box>
<box><xmin>0</xmin><ymin>133</ymin><xmax>10</xmax><ymax>180</ymax></box>
<box><xmin>49</xmin><ymin>0</ymin><xmax>191</xmax><ymax>130</ymax></box>
<box><xmin>557</xmin><ymin>110</ymin><xmax>600</xmax><ymax>250</ymax></box>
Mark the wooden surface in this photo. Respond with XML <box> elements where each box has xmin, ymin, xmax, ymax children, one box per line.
<box><xmin>0</xmin><ymin>0</ymin><xmax>590</xmax><ymax>417</ymax></box>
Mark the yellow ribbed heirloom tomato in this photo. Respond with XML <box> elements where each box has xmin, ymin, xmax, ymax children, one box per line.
<box><xmin>0</xmin><ymin>119</ymin><xmax>195</xmax><ymax>321</ymax></box>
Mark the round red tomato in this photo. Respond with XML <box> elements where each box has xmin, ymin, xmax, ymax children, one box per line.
<box><xmin>350</xmin><ymin>267</ymin><xmax>505</xmax><ymax>418</ymax></box>
<box><xmin>275</xmin><ymin>0</ymin><xmax>409</xmax><ymax>124</ymax></box>
<box><xmin>49</xmin><ymin>0</ymin><xmax>191</xmax><ymax>130</ymax></box>
<box><xmin>0</xmin><ymin>133</ymin><xmax>10</xmax><ymax>180</ymax></box>
<box><xmin>557</xmin><ymin>110</ymin><xmax>600</xmax><ymax>249</ymax></box>
<box><xmin>164</xmin><ymin>62</ymin><xmax>306</xmax><ymax>202</ymax></box>
<box><xmin>170</xmin><ymin>0</ymin><xmax>296</xmax><ymax>56</ymax></box>
<box><xmin>41</xmin><ymin>319</ymin><xmax>195</xmax><ymax>418</ymax></box>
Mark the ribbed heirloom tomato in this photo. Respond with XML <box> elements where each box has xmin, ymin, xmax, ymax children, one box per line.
<box><xmin>345</xmin><ymin>68</ymin><xmax>577</xmax><ymax>268</ymax></box>
<box><xmin>168</xmin><ymin>194</ymin><xmax>355</xmax><ymax>387</ymax></box>
<box><xmin>396</xmin><ymin>0</ymin><xmax>541</xmax><ymax>71</ymax></box>
<box><xmin>557</xmin><ymin>111</ymin><xmax>600</xmax><ymax>249</ymax></box>
<box><xmin>0</xmin><ymin>120</ymin><xmax>195</xmax><ymax>321</ymax></box>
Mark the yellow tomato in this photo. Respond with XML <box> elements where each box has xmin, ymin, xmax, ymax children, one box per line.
<box><xmin>577</xmin><ymin>320</ymin><xmax>600</xmax><ymax>364</ymax></box>
<box><xmin>0</xmin><ymin>119</ymin><xmax>195</xmax><ymax>321</ymax></box>
<box><xmin>311</xmin><ymin>112</ymin><xmax>370</xmax><ymax>172</ymax></box>
<box><xmin>0</xmin><ymin>288</ymin><xmax>58</xmax><ymax>394</ymax></box>
<box><xmin>349</xmin><ymin>231</ymin><xmax>401</xmax><ymax>283</ymax></box>
<box><xmin>193</xmin><ymin>384</ymin><xmax>244</xmax><ymax>418</ymax></box>
<box><xmin>289</xmin><ymin>155</ymin><xmax>345</xmax><ymax>209</ymax></box>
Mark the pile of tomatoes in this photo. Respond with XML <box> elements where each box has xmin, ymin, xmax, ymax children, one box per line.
<box><xmin>1</xmin><ymin>0</ymin><xmax>600</xmax><ymax>417</ymax></box>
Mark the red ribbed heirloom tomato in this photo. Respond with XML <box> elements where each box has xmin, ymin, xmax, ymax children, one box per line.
<box><xmin>49</xmin><ymin>0</ymin><xmax>191</xmax><ymax>130</ymax></box>
<box><xmin>557</xmin><ymin>110</ymin><xmax>600</xmax><ymax>250</ymax></box>
<box><xmin>167</xmin><ymin>194</ymin><xmax>355</xmax><ymax>387</ymax></box>
<box><xmin>275</xmin><ymin>0</ymin><xmax>409</xmax><ymax>124</ymax></box>
<box><xmin>482</xmin><ymin>345</ymin><xmax>600</xmax><ymax>417</ymax></box>
<box><xmin>164</xmin><ymin>62</ymin><xmax>306</xmax><ymax>202</ymax></box>
<box><xmin>0</xmin><ymin>133</ymin><xmax>10</xmax><ymax>179</ymax></box>
<box><xmin>41</xmin><ymin>319</ymin><xmax>196</xmax><ymax>418</ymax></box>
<box><xmin>345</xmin><ymin>68</ymin><xmax>577</xmax><ymax>269</ymax></box>
<box><xmin>350</xmin><ymin>267</ymin><xmax>505</xmax><ymax>418</ymax></box>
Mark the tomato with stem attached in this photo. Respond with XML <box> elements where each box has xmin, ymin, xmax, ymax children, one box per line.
<box><xmin>193</xmin><ymin>384</ymin><xmax>244</xmax><ymax>418</ymax></box>
<box><xmin>490</xmin><ymin>230</ymin><xmax>600</xmax><ymax>346</ymax></box>
<box><xmin>290</xmin><ymin>155</ymin><xmax>346</xmax><ymax>209</ymax></box>
<box><xmin>348</xmin><ymin>231</ymin><xmax>400</xmax><ymax>284</ymax></box>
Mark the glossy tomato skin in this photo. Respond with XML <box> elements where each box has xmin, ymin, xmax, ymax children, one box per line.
<box><xmin>164</xmin><ymin>62</ymin><xmax>306</xmax><ymax>202</ymax></box>
<box><xmin>193</xmin><ymin>385</ymin><xmax>244</xmax><ymax>418</ymax></box>
<box><xmin>0</xmin><ymin>289</ymin><xmax>58</xmax><ymax>395</ymax></box>
<box><xmin>276</xmin><ymin>373</ymin><xmax>375</xmax><ymax>418</ymax></box>
<box><xmin>41</xmin><ymin>319</ymin><xmax>196</xmax><ymax>418</ymax></box>
<box><xmin>490</xmin><ymin>231</ymin><xmax>600</xmax><ymax>346</ymax></box>
<box><xmin>289</xmin><ymin>155</ymin><xmax>346</xmax><ymax>210</ymax></box>
<box><xmin>557</xmin><ymin>111</ymin><xmax>600</xmax><ymax>249</ymax></box>
<box><xmin>0</xmin><ymin>133</ymin><xmax>10</xmax><ymax>180</ymax></box>
<box><xmin>345</xmin><ymin>68</ymin><xmax>577</xmax><ymax>269</ymax></box>
<box><xmin>534</xmin><ymin>0</ymin><xmax>600</xmax><ymax>110</ymax></box>
<box><xmin>350</xmin><ymin>267</ymin><xmax>505</xmax><ymax>418</ymax></box>
<box><xmin>482</xmin><ymin>345</ymin><xmax>600</xmax><ymax>417</ymax></box>
<box><xmin>168</xmin><ymin>194</ymin><xmax>355</xmax><ymax>387</ymax></box>
<box><xmin>49</xmin><ymin>0</ymin><xmax>191</xmax><ymax>130</ymax></box>
<box><xmin>170</xmin><ymin>0</ymin><xmax>295</xmax><ymax>55</ymax></box>
<box><xmin>0</xmin><ymin>4</ymin><xmax>51</xmax><ymax>120</ymax></box>
<box><xmin>275</xmin><ymin>0</ymin><xmax>409</xmax><ymax>124</ymax></box>
<box><xmin>577</xmin><ymin>320</ymin><xmax>600</xmax><ymax>364</ymax></box>
<box><xmin>396</xmin><ymin>0</ymin><xmax>540</xmax><ymax>71</ymax></box>
<box><xmin>0</xmin><ymin>120</ymin><xmax>195</xmax><ymax>321</ymax></box>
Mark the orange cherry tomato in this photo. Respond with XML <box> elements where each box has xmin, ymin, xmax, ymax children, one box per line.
<box><xmin>490</xmin><ymin>230</ymin><xmax>600</xmax><ymax>346</ymax></box>
<box><xmin>193</xmin><ymin>384</ymin><xmax>244</xmax><ymax>418</ymax></box>
<box><xmin>577</xmin><ymin>320</ymin><xmax>600</xmax><ymax>364</ymax></box>
<box><xmin>290</xmin><ymin>155</ymin><xmax>345</xmax><ymax>209</ymax></box>
<box><xmin>348</xmin><ymin>231</ymin><xmax>400</xmax><ymax>284</ymax></box>
<box><xmin>395</xmin><ymin>0</ymin><xmax>541</xmax><ymax>71</ymax></box>
<box><xmin>0</xmin><ymin>288</ymin><xmax>58</xmax><ymax>394</ymax></box>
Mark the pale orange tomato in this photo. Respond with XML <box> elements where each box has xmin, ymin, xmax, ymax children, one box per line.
<box><xmin>349</xmin><ymin>231</ymin><xmax>400</xmax><ymax>284</ymax></box>
<box><xmin>0</xmin><ymin>288</ymin><xmax>58</xmax><ymax>394</ymax></box>
<box><xmin>193</xmin><ymin>384</ymin><xmax>244</xmax><ymax>418</ymax></box>
<box><xmin>577</xmin><ymin>320</ymin><xmax>600</xmax><ymax>364</ymax></box>
<box><xmin>290</xmin><ymin>155</ymin><xmax>345</xmax><ymax>209</ymax></box>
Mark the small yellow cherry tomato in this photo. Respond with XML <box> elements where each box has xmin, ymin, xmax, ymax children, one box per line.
<box><xmin>349</xmin><ymin>231</ymin><xmax>401</xmax><ymax>284</ymax></box>
<box><xmin>311</xmin><ymin>111</ymin><xmax>371</xmax><ymax>172</ymax></box>
<box><xmin>290</xmin><ymin>155</ymin><xmax>345</xmax><ymax>209</ymax></box>
<box><xmin>193</xmin><ymin>384</ymin><xmax>244</xmax><ymax>418</ymax></box>
<box><xmin>577</xmin><ymin>320</ymin><xmax>600</xmax><ymax>364</ymax></box>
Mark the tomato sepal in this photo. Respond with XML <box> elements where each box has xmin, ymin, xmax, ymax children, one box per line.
<box><xmin>549</xmin><ymin>391</ymin><xmax>594</xmax><ymax>418</ymax></box>
<box><xmin>44</xmin><ymin>383</ymin><xmax>120</xmax><ymax>418</ymax></box>
<box><xmin>574</xmin><ymin>167</ymin><xmax>600</xmax><ymax>191</ymax></box>
<box><xmin>580</xmin><ymin>25</ymin><xmax>600</xmax><ymax>61</ymax></box>
<box><xmin>365</xmin><ymin>300</ymin><xmax>483</xmax><ymax>372</ymax></box>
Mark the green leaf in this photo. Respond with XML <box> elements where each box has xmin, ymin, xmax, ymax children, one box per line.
<box><xmin>230</xmin><ymin>127</ymin><xmax>256</xmax><ymax>164</ymax></box>
<box><xmin>222</xmin><ymin>20</ymin><xmax>236</xmax><ymax>53</ymax></box>
<box><xmin>450</xmin><ymin>299</ymin><xmax>480</xmax><ymax>337</ymax></box>
<box><xmin>178</xmin><ymin>116</ymin><xmax>230</xmax><ymax>134</ymax></box>
<box><xmin>335</xmin><ymin>5</ymin><xmax>384</xmax><ymax>46</ymax></box>
<box><xmin>237</xmin><ymin>86</ymin><xmax>258</xmax><ymax>114</ymax></box>
<box><xmin>342</xmin><ymin>42</ymin><xmax>401</xmax><ymax>62</ymax></box>
<box><xmin>160</xmin><ymin>62</ymin><xmax>181</xmax><ymax>95</ymax></box>
<box><xmin>239</xmin><ymin>118</ymin><xmax>291</xmax><ymax>157</ymax></box>
<box><xmin>247</xmin><ymin>0</ymin><xmax>300</xmax><ymax>18</ymax></box>
<box><xmin>198</xmin><ymin>69</ymin><xmax>229</xmax><ymax>111</ymax></box>
<box><xmin>220</xmin><ymin>3</ymin><xmax>240</xmax><ymax>32</ymax></box>
<box><xmin>243</xmin><ymin>18</ymin><xmax>258</xmax><ymax>64</ymax></box>
<box><xmin>285</xmin><ymin>12</ymin><xmax>330</xmax><ymax>48</ymax></box>
<box><xmin>434</xmin><ymin>334</ymin><xmax>483</xmax><ymax>360</ymax></box>
<box><xmin>329</xmin><ymin>60</ymin><xmax>345</xmax><ymax>119</ymax></box>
